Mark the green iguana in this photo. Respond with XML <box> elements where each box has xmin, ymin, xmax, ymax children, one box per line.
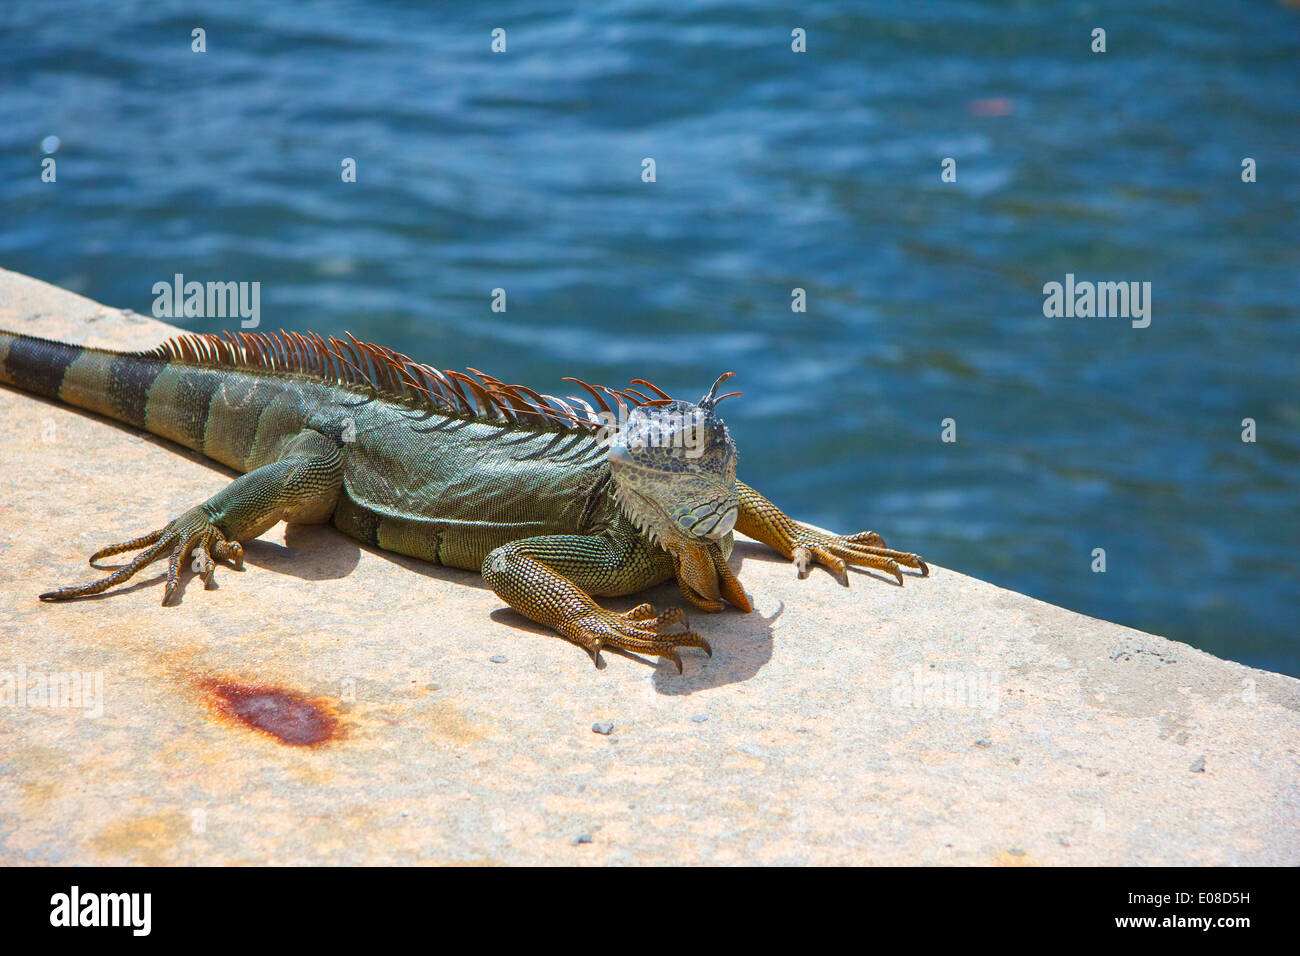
<box><xmin>0</xmin><ymin>327</ymin><xmax>928</xmax><ymax>671</ymax></box>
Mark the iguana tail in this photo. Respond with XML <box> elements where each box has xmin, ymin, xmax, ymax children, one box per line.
<box><xmin>0</xmin><ymin>329</ymin><xmax>282</xmax><ymax>471</ymax></box>
<box><xmin>0</xmin><ymin>329</ymin><xmax>169</xmax><ymax>426</ymax></box>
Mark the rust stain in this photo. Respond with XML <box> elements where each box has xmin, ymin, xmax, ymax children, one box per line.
<box><xmin>422</xmin><ymin>699</ymin><xmax>486</xmax><ymax>745</ymax></box>
<box><xmin>197</xmin><ymin>678</ymin><xmax>343</xmax><ymax>747</ymax></box>
<box><xmin>91</xmin><ymin>811</ymin><xmax>187</xmax><ymax>865</ymax></box>
<box><xmin>992</xmin><ymin>849</ymin><xmax>1038</xmax><ymax>867</ymax></box>
<box><xmin>20</xmin><ymin>778</ymin><xmax>60</xmax><ymax>814</ymax></box>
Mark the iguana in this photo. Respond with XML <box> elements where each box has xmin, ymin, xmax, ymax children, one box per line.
<box><xmin>0</xmin><ymin>327</ymin><xmax>928</xmax><ymax>671</ymax></box>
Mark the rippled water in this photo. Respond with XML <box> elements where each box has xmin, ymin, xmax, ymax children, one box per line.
<box><xmin>2</xmin><ymin>1</ymin><xmax>1297</xmax><ymax>674</ymax></box>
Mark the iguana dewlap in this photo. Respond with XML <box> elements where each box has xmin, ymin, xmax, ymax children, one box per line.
<box><xmin>0</xmin><ymin>328</ymin><xmax>927</xmax><ymax>671</ymax></box>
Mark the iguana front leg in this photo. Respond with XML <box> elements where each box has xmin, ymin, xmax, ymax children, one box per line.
<box><xmin>40</xmin><ymin>429</ymin><xmax>343</xmax><ymax>604</ymax></box>
<box><xmin>482</xmin><ymin>532</ymin><xmax>710</xmax><ymax>672</ymax></box>
<box><xmin>736</xmin><ymin>480</ymin><xmax>928</xmax><ymax>585</ymax></box>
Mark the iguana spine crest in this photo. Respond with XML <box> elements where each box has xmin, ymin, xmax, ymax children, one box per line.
<box><xmin>142</xmin><ymin>328</ymin><xmax>676</xmax><ymax>432</ymax></box>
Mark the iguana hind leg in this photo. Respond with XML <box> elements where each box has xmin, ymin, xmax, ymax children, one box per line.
<box><xmin>736</xmin><ymin>480</ymin><xmax>928</xmax><ymax>585</ymax></box>
<box><xmin>482</xmin><ymin>532</ymin><xmax>710</xmax><ymax>672</ymax></box>
<box><xmin>41</xmin><ymin>429</ymin><xmax>343</xmax><ymax>604</ymax></box>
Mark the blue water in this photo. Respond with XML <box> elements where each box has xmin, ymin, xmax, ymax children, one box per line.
<box><xmin>2</xmin><ymin>2</ymin><xmax>1297</xmax><ymax>675</ymax></box>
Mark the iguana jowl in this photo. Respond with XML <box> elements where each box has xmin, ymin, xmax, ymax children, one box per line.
<box><xmin>0</xmin><ymin>328</ymin><xmax>928</xmax><ymax>671</ymax></box>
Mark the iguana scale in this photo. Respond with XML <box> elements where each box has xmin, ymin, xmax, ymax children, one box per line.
<box><xmin>0</xmin><ymin>327</ymin><xmax>928</xmax><ymax>671</ymax></box>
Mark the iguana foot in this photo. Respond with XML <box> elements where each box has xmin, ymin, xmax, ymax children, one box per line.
<box><xmin>40</xmin><ymin>507</ymin><xmax>243</xmax><ymax>604</ymax></box>
<box><xmin>559</xmin><ymin>603</ymin><xmax>711</xmax><ymax>673</ymax></box>
<box><xmin>736</xmin><ymin>480</ymin><xmax>929</xmax><ymax>588</ymax></box>
<box><xmin>670</xmin><ymin>538</ymin><xmax>752</xmax><ymax>614</ymax></box>
<box><xmin>788</xmin><ymin>528</ymin><xmax>928</xmax><ymax>586</ymax></box>
<box><xmin>482</xmin><ymin>534</ymin><xmax>717</xmax><ymax>673</ymax></box>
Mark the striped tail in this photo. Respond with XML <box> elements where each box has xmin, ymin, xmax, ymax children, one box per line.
<box><xmin>0</xmin><ymin>328</ymin><xmax>290</xmax><ymax>476</ymax></box>
<box><xmin>0</xmin><ymin>330</ymin><xmax>169</xmax><ymax>430</ymax></box>
<box><xmin>0</xmin><ymin>329</ymin><xmax>321</xmax><ymax>473</ymax></box>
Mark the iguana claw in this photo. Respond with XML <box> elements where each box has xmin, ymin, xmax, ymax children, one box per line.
<box><xmin>736</xmin><ymin>481</ymin><xmax>929</xmax><ymax>588</ymax></box>
<box><xmin>789</xmin><ymin>528</ymin><xmax>928</xmax><ymax>586</ymax></box>
<box><xmin>40</xmin><ymin>507</ymin><xmax>243</xmax><ymax>604</ymax></box>
<box><xmin>561</xmin><ymin>602</ymin><xmax>711</xmax><ymax>673</ymax></box>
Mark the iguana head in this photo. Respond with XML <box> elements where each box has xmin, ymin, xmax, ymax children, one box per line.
<box><xmin>607</xmin><ymin>374</ymin><xmax>750</xmax><ymax>613</ymax></box>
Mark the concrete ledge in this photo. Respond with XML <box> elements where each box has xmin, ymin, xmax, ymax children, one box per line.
<box><xmin>1</xmin><ymin>267</ymin><xmax>1296</xmax><ymax>865</ymax></box>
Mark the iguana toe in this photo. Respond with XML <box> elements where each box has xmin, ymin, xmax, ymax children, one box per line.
<box><xmin>40</xmin><ymin>507</ymin><xmax>243</xmax><ymax>604</ymax></box>
<box><xmin>563</xmin><ymin>603</ymin><xmax>710</xmax><ymax>673</ymax></box>
<box><xmin>789</xmin><ymin>529</ymin><xmax>928</xmax><ymax>586</ymax></box>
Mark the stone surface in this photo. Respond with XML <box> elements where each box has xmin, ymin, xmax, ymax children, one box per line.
<box><xmin>0</xmin><ymin>268</ymin><xmax>1296</xmax><ymax>865</ymax></box>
